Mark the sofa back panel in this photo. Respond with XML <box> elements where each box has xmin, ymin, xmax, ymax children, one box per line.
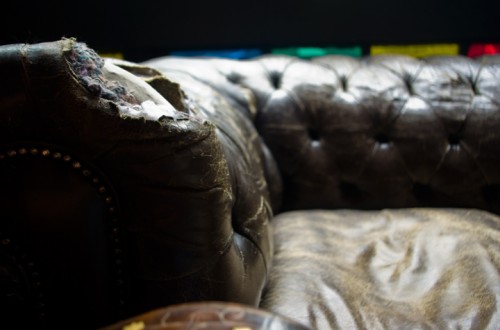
<box><xmin>206</xmin><ymin>54</ymin><xmax>500</xmax><ymax>213</ymax></box>
<box><xmin>146</xmin><ymin>55</ymin><xmax>500</xmax><ymax>213</ymax></box>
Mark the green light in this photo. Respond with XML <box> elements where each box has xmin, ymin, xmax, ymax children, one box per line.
<box><xmin>272</xmin><ymin>46</ymin><xmax>362</xmax><ymax>58</ymax></box>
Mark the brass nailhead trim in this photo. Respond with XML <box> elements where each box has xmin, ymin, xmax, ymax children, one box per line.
<box><xmin>0</xmin><ymin>145</ymin><xmax>126</xmax><ymax>315</ymax></box>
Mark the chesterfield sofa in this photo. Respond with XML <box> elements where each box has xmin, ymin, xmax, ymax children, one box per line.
<box><xmin>1</xmin><ymin>38</ymin><xmax>500</xmax><ymax>330</ymax></box>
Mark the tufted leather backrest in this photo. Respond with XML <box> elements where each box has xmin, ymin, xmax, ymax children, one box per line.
<box><xmin>146</xmin><ymin>54</ymin><xmax>500</xmax><ymax>214</ymax></box>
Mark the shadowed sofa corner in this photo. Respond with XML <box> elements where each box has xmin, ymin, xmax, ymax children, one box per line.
<box><xmin>0</xmin><ymin>38</ymin><xmax>500</xmax><ymax>329</ymax></box>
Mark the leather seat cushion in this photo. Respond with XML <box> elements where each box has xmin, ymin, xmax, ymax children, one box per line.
<box><xmin>260</xmin><ymin>208</ymin><xmax>500</xmax><ymax>329</ymax></box>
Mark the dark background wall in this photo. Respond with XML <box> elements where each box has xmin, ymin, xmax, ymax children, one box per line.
<box><xmin>2</xmin><ymin>0</ymin><xmax>499</xmax><ymax>61</ymax></box>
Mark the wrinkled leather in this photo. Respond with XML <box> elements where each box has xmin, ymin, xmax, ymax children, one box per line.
<box><xmin>0</xmin><ymin>39</ymin><xmax>274</xmax><ymax>324</ymax></box>
<box><xmin>261</xmin><ymin>208</ymin><xmax>500</xmax><ymax>329</ymax></box>
<box><xmin>146</xmin><ymin>55</ymin><xmax>500</xmax><ymax>213</ymax></box>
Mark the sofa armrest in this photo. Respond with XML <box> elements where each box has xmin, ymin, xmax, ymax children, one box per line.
<box><xmin>0</xmin><ymin>39</ymin><xmax>274</xmax><ymax>326</ymax></box>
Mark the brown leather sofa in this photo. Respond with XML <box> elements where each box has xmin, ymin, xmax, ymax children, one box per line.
<box><xmin>1</xmin><ymin>38</ymin><xmax>500</xmax><ymax>329</ymax></box>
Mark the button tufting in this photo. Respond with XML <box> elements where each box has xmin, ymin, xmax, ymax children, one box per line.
<box><xmin>448</xmin><ymin>134</ymin><xmax>461</xmax><ymax>149</ymax></box>
<box><xmin>269</xmin><ymin>72</ymin><xmax>282</xmax><ymax>89</ymax></box>
<box><xmin>403</xmin><ymin>76</ymin><xmax>414</xmax><ymax>95</ymax></box>
<box><xmin>470</xmin><ymin>80</ymin><xmax>480</xmax><ymax>95</ymax></box>
<box><xmin>374</xmin><ymin>133</ymin><xmax>391</xmax><ymax>145</ymax></box>
<box><xmin>449</xmin><ymin>134</ymin><xmax>460</xmax><ymax>144</ymax></box>
<box><xmin>308</xmin><ymin>128</ymin><xmax>321</xmax><ymax>142</ymax></box>
<box><xmin>226</xmin><ymin>72</ymin><xmax>241</xmax><ymax>84</ymax></box>
<box><xmin>339</xmin><ymin>181</ymin><xmax>362</xmax><ymax>200</ymax></box>
<box><xmin>413</xmin><ymin>183</ymin><xmax>433</xmax><ymax>202</ymax></box>
<box><xmin>340</xmin><ymin>76</ymin><xmax>348</xmax><ymax>91</ymax></box>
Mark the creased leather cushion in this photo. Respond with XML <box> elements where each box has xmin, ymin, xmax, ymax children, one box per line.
<box><xmin>260</xmin><ymin>208</ymin><xmax>500</xmax><ymax>329</ymax></box>
<box><xmin>0</xmin><ymin>39</ymin><xmax>273</xmax><ymax>314</ymax></box>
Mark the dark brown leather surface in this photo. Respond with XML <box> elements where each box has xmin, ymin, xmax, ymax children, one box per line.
<box><xmin>2</xmin><ymin>39</ymin><xmax>500</xmax><ymax>330</ymax></box>
<box><xmin>260</xmin><ymin>208</ymin><xmax>500</xmax><ymax>329</ymax></box>
<box><xmin>0</xmin><ymin>145</ymin><xmax>122</xmax><ymax>329</ymax></box>
<box><xmin>145</xmin><ymin>55</ymin><xmax>500</xmax><ymax>214</ymax></box>
<box><xmin>0</xmin><ymin>39</ymin><xmax>273</xmax><ymax>325</ymax></box>
<box><xmin>111</xmin><ymin>58</ymin><xmax>279</xmax><ymax>307</ymax></box>
<box><xmin>141</xmin><ymin>57</ymin><xmax>284</xmax><ymax>213</ymax></box>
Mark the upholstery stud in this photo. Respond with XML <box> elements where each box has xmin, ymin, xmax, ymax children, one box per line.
<box><xmin>0</xmin><ymin>143</ymin><xmax>127</xmax><ymax>318</ymax></box>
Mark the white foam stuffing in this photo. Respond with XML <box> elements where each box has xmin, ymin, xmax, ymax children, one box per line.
<box><xmin>118</xmin><ymin>100</ymin><xmax>178</xmax><ymax>121</ymax></box>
